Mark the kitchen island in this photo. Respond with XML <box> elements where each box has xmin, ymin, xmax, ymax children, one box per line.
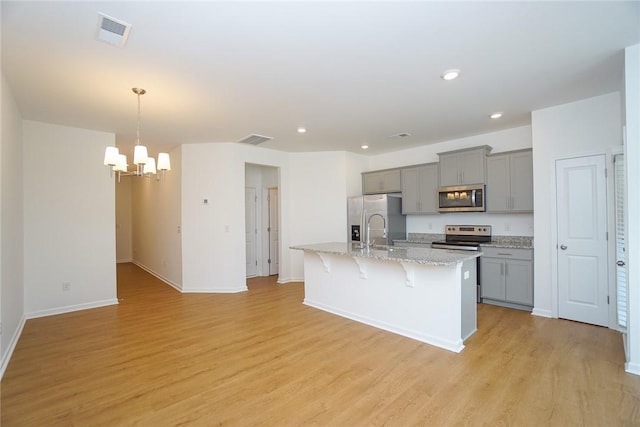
<box><xmin>290</xmin><ymin>242</ymin><xmax>481</xmax><ymax>353</ymax></box>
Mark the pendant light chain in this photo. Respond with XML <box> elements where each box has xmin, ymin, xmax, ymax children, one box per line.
<box><xmin>136</xmin><ymin>90</ymin><xmax>141</xmax><ymax>146</ymax></box>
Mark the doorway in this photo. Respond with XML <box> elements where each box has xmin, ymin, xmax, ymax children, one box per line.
<box><xmin>245</xmin><ymin>164</ymin><xmax>279</xmax><ymax>278</ymax></box>
<box><xmin>556</xmin><ymin>154</ymin><xmax>609</xmax><ymax>326</ymax></box>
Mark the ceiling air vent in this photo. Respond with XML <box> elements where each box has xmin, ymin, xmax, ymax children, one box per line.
<box><xmin>237</xmin><ymin>134</ymin><xmax>273</xmax><ymax>145</ymax></box>
<box><xmin>390</xmin><ymin>132</ymin><xmax>412</xmax><ymax>138</ymax></box>
<box><xmin>96</xmin><ymin>13</ymin><xmax>132</xmax><ymax>47</ymax></box>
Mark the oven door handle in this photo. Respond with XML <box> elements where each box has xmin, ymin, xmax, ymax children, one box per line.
<box><xmin>471</xmin><ymin>189</ymin><xmax>477</xmax><ymax>206</ymax></box>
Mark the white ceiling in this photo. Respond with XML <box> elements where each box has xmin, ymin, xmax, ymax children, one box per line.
<box><xmin>2</xmin><ymin>1</ymin><xmax>639</xmax><ymax>156</ymax></box>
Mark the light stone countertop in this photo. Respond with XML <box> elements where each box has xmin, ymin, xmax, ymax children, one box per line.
<box><xmin>290</xmin><ymin>242</ymin><xmax>481</xmax><ymax>267</ymax></box>
<box><xmin>395</xmin><ymin>233</ymin><xmax>533</xmax><ymax>250</ymax></box>
<box><xmin>480</xmin><ymin>236</ymin><xmax>533</xmax><ymax>249</ymax></box>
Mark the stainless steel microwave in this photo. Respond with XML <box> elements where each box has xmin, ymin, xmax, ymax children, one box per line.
<box><xmin>437</xmin><ymin>184</ymin><xmax>485</xmax><ymax>212</ymax></box>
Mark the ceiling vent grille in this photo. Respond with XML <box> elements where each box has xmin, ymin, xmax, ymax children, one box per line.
<box><xmin>96</xmin><ymin>13</ymin><xmax>132</xmax><ymax>47</ymax></box>
<box><xmin>237</xmin><ymin>134</ymin><xmax>273</xmax><ymax>145</ymax></box>
<box><xmin>390</xmin><ymin>132</ymin><xmax>412</xmax><ymax>138</ymax></box>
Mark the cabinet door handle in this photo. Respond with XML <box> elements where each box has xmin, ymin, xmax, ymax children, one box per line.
<box><xmin>617</xmin><ymin>261</ymin><xmax>626</xmax><ymax>267</ymax></box>
<box><xmin>560</xmin><ymin>245</ymin><xmax>568</xmax><ymax>250</ymax></box>
<box><xmin>497</xmin><ymin>252</ymin><xmax>512</xmax><ymax>256</ymax></box>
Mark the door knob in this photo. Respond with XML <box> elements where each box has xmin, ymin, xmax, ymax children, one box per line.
<box><xmin>617</xmin><ymin>261</ymin><xmax>626</xmax><ymax>267</ymax></box>
<box><xmin>560</xmin><ymin>245</ymin><xmax>567</xmax><ymax>250</ymax></box>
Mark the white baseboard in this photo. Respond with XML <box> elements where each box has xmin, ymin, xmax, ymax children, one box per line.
<box><xmin>531</xmin><ymin>307</ymin><xmax>553</xmax><ymax>318</ymax></box>
<box><xmin>26</xmin><ymin>298</ymin><xmax>119</xmax><ymax>320</ymax></box>
<box><xmin>277</xmin><ymin>276</ymin><xmax>304</xmax><ymax>284</ymax></box>
<box><xmin>132</xmin><ymin>260</ymin><xmax>182</xmax><ymax>292</ymax></box>
<box><xmin>304</xmin><ymin>299</ymin><xmax>464</xmax><ymax>353</ymax></box>
<box><xmin>625</xmin><ymin>361</ymin><xmax>640</xmax><ymax>376</ymax></box>
<box><xmin>181</xmin><ymin>286</ymin><xmax>248</xmax><ymax>293</ymax></box>
<box><xmin>0</xmin><ymin>315</ymin><xmax>27</xmax><ymax>381</ymax></box>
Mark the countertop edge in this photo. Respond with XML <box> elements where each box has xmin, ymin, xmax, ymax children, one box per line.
<box><xmin>290</xmin><ymin>243</ymin><xmax>481</xmax><ymax>266</ymax></box>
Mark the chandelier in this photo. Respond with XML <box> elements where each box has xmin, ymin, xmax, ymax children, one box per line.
<box><xmin>104</xmin><ymin>88</ymin><xmax>170</xmax><ymax>181</ymax></box>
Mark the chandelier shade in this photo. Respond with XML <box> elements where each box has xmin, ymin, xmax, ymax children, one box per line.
<box><xmin>104</xmin><ymin>87</ymin><xmax>170</xmax><ymax>181</ymax></box>
<box><xmin>133</xmin><ymin>145</ymin><xmax>148</xmax><ymax>165</ymax></box>
<box><xmin>157</xmin><ymin>152</ymin><xmax>171</xmax><ymax>171</ymax></box>
<box><xmin>103</xmin><ymin>146</ymin><xmax>119</xmax><ymax>167</ymax></box>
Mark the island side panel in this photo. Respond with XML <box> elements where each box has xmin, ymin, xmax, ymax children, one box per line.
<box><xmin>460</xmin><ymin>258</ymin><xmax>478</xmax><ymax>340</ymax></box>
<box><xmin>301</xmin><ymin>251</ymin><xmax>466</xmax><ymax>353</ymax></box>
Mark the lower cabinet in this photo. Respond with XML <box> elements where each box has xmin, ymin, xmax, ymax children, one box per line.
<box><xmin>480</xmin><ymin>247</ymin><xmax>533</xmax><ymax>310</ymax></box>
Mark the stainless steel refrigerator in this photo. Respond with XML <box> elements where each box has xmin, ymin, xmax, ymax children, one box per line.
<box><xmin>347</xmin><ymin>194</ymin><xmax>406</xmax><ymax>246</ymax></box>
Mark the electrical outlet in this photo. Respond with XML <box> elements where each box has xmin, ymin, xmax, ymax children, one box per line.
<box><xmin>62</xmin><ymin>281</ymin><xmax>71</xmax><ymax>291</ymax></box>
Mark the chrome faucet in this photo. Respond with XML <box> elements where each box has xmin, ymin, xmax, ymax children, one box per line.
<box><xmin>366</xmin><ymin>213</ymin><xmax>387</xmax><ymax>247</ymax></box>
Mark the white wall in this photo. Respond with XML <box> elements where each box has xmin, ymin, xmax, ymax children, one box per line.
<box><xmin>531</xmin><ymin>92</ymin><xmax>622</xmax><ymax>319</ymax></box>
<box><xmin>23</xmin><ymin>121</ymin><xmax>117</xmax><ymax>317</ymax></box>
<box><xmin>366</xmin><ymin>125</ymin><xmax>534</xmax><ymax>237</ymax></box>
<box><xmin>181</xmin><ymin>143</ymin><xmax>359</xmax><ymax>290</ymax></box>
<box><xmin>116</xmin><ymin>177</ymin><xmax>132</xmax><ymax>262</ymax></box>
<box><xmin>182</xmin><ymin>143</ymin><xmax>291</xmax><ymax>290</ymax></box>
<box><xmin>408</xmin><ymin>213</ymin><xmax>534</xmax><ymax>237</ymax></box>
<box><xmin>1</xmin><ymin>72</ymin><xmax>24</xmax><ymax>377</ymax></box>
<box><xmin>625</xmin><ymin>44</ymin><xmax>640</xmax><ymax>375</ymax></box>
<box><xmin>131</xmin><ymin>145</ymin><xmax>182</xmax><ymax>288</ymax></box>
<box><xmin>367</xmin><ymin>126</ymin><xmax>532</xmax><ymax>170</ymax></box>
<box><xmin>287</xmin><ymin>151</ymin><xmax>359</xmax><ymax>280</ymax></box>
<box><xmin>345</xmin><ymin>151</ymin><xmax>368</xmax><ymax>197</ymax></box>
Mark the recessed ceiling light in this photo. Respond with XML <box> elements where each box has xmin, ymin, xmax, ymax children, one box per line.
<box><xmin>297</xmin><ymin>127</ymin><xmax>306</xmax><ymax>133</ymax></box>
<box><xmin>441</xmin><ymin>69</ymin><xmax>460</xmax><ymax>81</ymax></box>
<box><xmin>490</xmin><ymin>112</ymin><xmax>504</xmax><ymax>119</ymax></box>
<box><xmin>361</xmin><ymin>145</ymin><xmax>369</xmax><ymax>150</ymax></box>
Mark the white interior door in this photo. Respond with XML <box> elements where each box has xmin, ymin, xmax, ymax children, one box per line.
<box><xmin>245</xmin><ymin>187</ymin><xmax>257</xmax><ymax>277</ymax></box>
<box><xmin>268</xmin><ymin>188</ymin><xmax>279</xmax><ymax>276</ymax></box>
<box><xmin>556</xmin><ymin>155</ymin><xmax>609</xmax><ymax>326</ymax></box>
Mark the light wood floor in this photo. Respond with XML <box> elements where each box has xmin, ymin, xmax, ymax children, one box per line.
<box><xmin>2</xmin><ymin>263</ymin><xmax>639</xmax><ymax>426</ymax></box>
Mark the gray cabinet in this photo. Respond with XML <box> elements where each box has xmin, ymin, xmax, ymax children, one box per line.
<box><xmin>480</xmin><ymin>247</ymin><xmax>533</xmax><ymax>310</ymax></box>
<box><xmin>438</xmin><ymin>146</ymin><xmax>492</xmax><ymax>186</ymax></box>
<box><xmin>362</xmin><ymin>169</ymin><xmax>401</xmax><ymax>194</ymax></box>
<box><xmin>486</xmin><ymin>149</ymin><xmax>533</xmax><ymax>212</ymax></box>
<box><xmin>401</xmin><ymin>163</ymin><xmax>438</xmax><ymax>214</ymax></box>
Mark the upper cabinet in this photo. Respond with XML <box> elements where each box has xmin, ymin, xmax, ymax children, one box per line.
<box><xmin>438</xmin><ymin>145</ymin><xmax>492</xmax><ymax>186</ymax></box>
<box><xmin>401</xmin><ymin>163</ymin><xmax>438</xmax><ymax>214</ymax></box>
<box><xmin>362</xmin><ymin>169</ymin><xmax>402</xmax><ymax>194</ymax></box>
<box><xmin>486</xmin><ymin>149</ymin><xmax>533</xmax><ymax>212</ymax></box>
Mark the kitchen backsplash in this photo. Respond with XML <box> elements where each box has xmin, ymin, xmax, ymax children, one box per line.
<box><xmin>406</xmin><ymin>212</ymin><xmax>534</xmax><ymax>237</ymax></box>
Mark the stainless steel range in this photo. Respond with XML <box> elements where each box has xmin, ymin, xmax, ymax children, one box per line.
<box><xmin>431</xmin><ymin>225</ymin><xmax>492</xmax><ymax>302</ymax></box>
<box><xmin>431</xmin><ymin>225</ymin><xmax>492</xmax><ymax>251</ymax></box>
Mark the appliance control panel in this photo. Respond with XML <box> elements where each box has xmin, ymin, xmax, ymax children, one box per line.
<box><xmin>445</xmin><ymin>225</ymin><xmax>492</xmax><ymax>237</ymax></box>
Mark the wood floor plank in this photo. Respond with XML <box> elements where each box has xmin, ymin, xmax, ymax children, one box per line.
<box><xmin>2</xmin><ymin>263</ymin><xmax>639</xmax><ymax>425</ymax></box>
